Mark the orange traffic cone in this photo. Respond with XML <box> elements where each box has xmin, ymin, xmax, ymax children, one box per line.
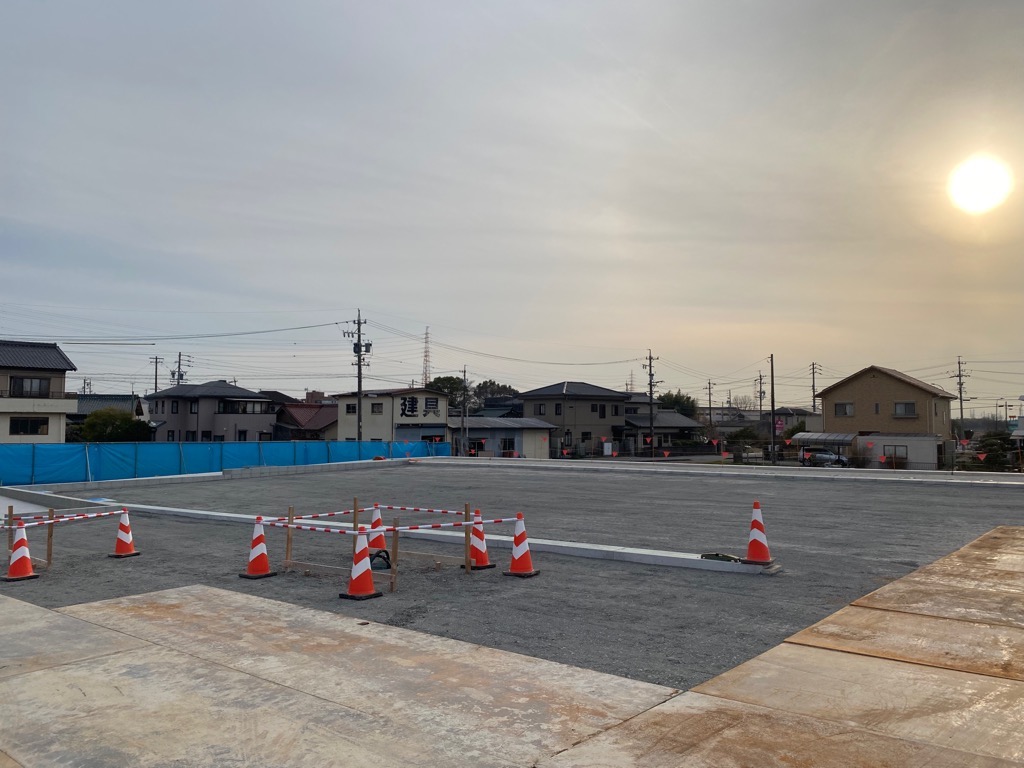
<box><xmin>466</xmin><ymin>509</ymin><xmax>495</xmax><ymax>570</ymax></box>
<box><xmin>108</xmin><ymin>508</ymin><xmax>140</xmax><ymax>558</ymax></box>
<box><xmin>5</xmin><ymin>520</ymin><xmax>39</xmax><ymax>582</ymax></box>
<box><xmin>240</xmin><ymin>516</ymin><xmax>277</xmax><ymax>579</ymax></box>
<box><xmin>340</xmin><ymin>526</ymin><xmax>383</xmax><ymax>600</ymax></box>
<box><xmin>367</xmin><ymin>505</ymin><xmax>386</xmax><ymax>550</ymax></box>
<box><xmin>504</xmin><ymin>512</ymin><xmax>539</xmax><ymax>578</ymax></box>
<box><xmin>742</xmin><ymin>501</ymin><xmax>773</xmax><ymax>565</ymax></box>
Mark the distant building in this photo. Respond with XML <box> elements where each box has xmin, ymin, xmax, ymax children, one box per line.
<box><xmin>332</xmin><ymin>387</ymin><xmax>448</xmax><ymax>442</ymax></box>
<box><xmin>0</xmin><ymin>340</ymin><xmax>78</xmax><ymax>444</ymax></box>
<box><xmin>274</xmin><ymin>403</ymin><xmax>338</xmax><ymax>441</ymax></box>
<box><xmin>144</xmin><ymin>380</ymin><xmax>276</xmax><ymax>442</ymax></box>
<box><xmin>68</xmin><ymin>393</ymin><xmax>147</xmax><ymax>430</ymax></box>
<box><xmin>518</xmin><ymin>382</ymin><xmax>628</xmax><ymax>456</ymax></box>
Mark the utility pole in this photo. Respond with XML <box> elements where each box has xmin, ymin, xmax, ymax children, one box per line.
<box><xmin>949</xmin><ymin>356</ymin><xmax>971</xmax><ymax>435</ymax></box>
<box><xmin>756</xmin><ymin>371</ymin><xmax>765</xmax><ymax>434</ymax></box>
<box><xmin>149</xmin><ymin>356</ymin><xmax>164</xmax><ymax>393</ymax></box>
<box><xmin>810</xmin><ymin>362</ymin><xmax>822</xmax><ymax>412</ymax></box>
<box><xmin>643</xmin><ymin>350</ymin><xmax>661</xmax><ymax>458</ymax></box>
<box><xmin>704</xmin><ymin>379</ymin><xmax>715</xmax><ymax>431</ymax></box>
<box><xmin>343</xmin><ymin>310</ymin><xmax>371</xmax><ymax>442</ymax></box>
<box><xmin>422</xmin><ymin>327</ymin><xmax>431</xmax><ymax>388</ymax></box>
<box><xmin>770</xmin><ymin>354</ymin><xmax>777</xmax><ymax>466</ymax></box>
<box><xmin>171</xmin><ymin>352</ymin><xmax>192</xmax><ymax>384</ymax></box>
<box><xmin>461</xmin><ymin>365</ymin><xmax>468</xmax><ymax>456</ymax></box>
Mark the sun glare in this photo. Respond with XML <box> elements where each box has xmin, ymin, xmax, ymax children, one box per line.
<box><xmin>947</xmin><ymin>153</ymin><xmax>1014</xmax><ymax>215</ymax></box>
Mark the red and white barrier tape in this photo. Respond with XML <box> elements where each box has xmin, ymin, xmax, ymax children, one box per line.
<box><xmin>263</xmin><ymin>516</ymin><xmax>518</xmax><ymax>536</ymax></box>
<box><xmin>5</xmin><ymin>509</ymin><xmax>121</xmax><ymax>529</ymax></box>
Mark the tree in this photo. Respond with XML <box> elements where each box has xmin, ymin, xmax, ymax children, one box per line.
<box><xmin>731</xmin><ymin>394</ymin><xmax>756</xmax><ymax>410</ymax></box>
<box><xmin>781</xmin><ymin>420</ymin><xmax>807</xmax><ymax>441</ymax></box>
<box><xmin>659</xmin><ymin>389</ymin><xmax>698</xmax><ymax>419</ymax></box>
<box><xmin>429</xmin><ymin>376</ymin><xmax>472</xmax><ymax>411</ymax></box>
<box><xmin>976</xmin><ymin>430</ymin><xmax>1012</xmax><ymax>471</ymax></box>
<box><xmin>473</xmin><ymin>380</ymin><xmax>519</xmax><ymax>403</ymax></box>
<box><xmin>80</xmin><ymin>408</ymin><xmax>152</xmax><ymax>442</ymax></box>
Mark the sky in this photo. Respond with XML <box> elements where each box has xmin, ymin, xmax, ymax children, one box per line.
<box><xmin>2</xmin><ymin>1</ymin><xmax>1022</xmax><ymax>417</ymax></box>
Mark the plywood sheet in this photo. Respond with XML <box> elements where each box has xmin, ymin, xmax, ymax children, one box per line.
<box><xmin>0</xmin><ymin>645</ymin><xmax>420</xmax><ymax>767</ymax></box>
<box><xmin>0</xmin><ymin>595</ymin><xmax>148</xmax><ymax>680</ymax></box>
<box><xmin>539</xmin><ymin>692</ymin><xmax>1017</xmax><ymax>768</ymax></box>
<box><xmin>59</xmin><ymin>585</ymin><xmax>675</xmax><ymax>765</ymax></box>
<box><xmin>692</xmin><ymin>644</ymin><xmax>1024</xmax><ymax>762</ymax></box>
<box><xmin>786</xmin><ymin>605</ymin><xmax>1024</xmax><ymax>681</ymax></box>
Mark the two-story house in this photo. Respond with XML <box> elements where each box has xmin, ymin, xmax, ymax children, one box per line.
<box><xmin>518</xmin><ymin>382</ymin><xmax>629</xmax><ymax>456</ymax></box>
<box><xmin>621</xmin><ymin>392</ymin><xmax>703</xmax><ymax>452</ymax></box>
<box><xmin>0</xmin><ymin>340</ymin><xmax>78</xmax><ymax>443</ymax></box>
<box><xmin>805</xmin><ymin>365</ymin><xmax>957</xmax><ymax>469</ymax></box>
<box><xmin>332</xmin><ymin>387</ymin><xmax>448</xmax><ymax>442</ymax></box>
<box><xmin>144</xmin><ymin>380</ymin><xmax>276</xmax><ymax>442</ymax></box>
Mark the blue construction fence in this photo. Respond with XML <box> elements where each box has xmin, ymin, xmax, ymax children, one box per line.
<box><xmin>0</xmin><ymin>441</ymin><xmax>451</xmax><ymax>486</ymax></box>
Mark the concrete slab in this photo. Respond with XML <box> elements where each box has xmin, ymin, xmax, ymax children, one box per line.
<box><xmin>691</xmin><ymin>643</ymin><xmax>1024</xmax><ymax>762</ymax></box>
<box><xmin>0</xmin><ymin>595</ymin><xmax>149</xmax><ymax>680</ymax></box>
<box><xmin>53</xmin><ymin>585</ymin><xmax>675</xmax><ymax>766</ymax></box>
<box><xmin>538</xmin><ymin>691</ymin><xmax>1017</xmax><ymax>768</ymax></box>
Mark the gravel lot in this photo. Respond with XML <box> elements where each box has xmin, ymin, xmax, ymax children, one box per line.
<box><xmin>3</xmin><ymin>460</ymin><xmax>1022</xmax><ymax>691</ymax></box>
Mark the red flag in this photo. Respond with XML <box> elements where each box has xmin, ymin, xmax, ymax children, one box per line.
<box><xmin>977</xmin><ymin>453</ymin><xmax>988</xmax><ymax>461</ymax></box>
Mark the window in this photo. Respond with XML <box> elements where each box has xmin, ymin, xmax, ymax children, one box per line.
<box><xmin>613</xmin><ymin>405</ymin><xmax>619</xmax><ymax>416</ymax></box>
<box><xmin>213</xmin><ymin>435</ymin><xmax>224</xmax><ymax>442</ymax></box>
<box><xmin>185</xmin><ymin>430</ymin><xmax>197</xmax><ymax>442</ymax></box>
<box><xmin>555</xmin><ymin>403</ymin><xmax>562</xmax><ymax>416</ymax></box>
<box><xmin>581</xmin><ymin>431</ymin><xmax>592</xmax><ymax>441</ymax></box>
<box><xmin>160</xmin><ymin>400</ymin><xmax>165</xmax><ymax>414</ymax></box>
<box><xmin>598</xmin><ymin>404</ymin><xmax>606</xmax><ymax>419</ymax></box>
<box><xmin>874</xmin><ymin>403</ymin><xmax>879</xmax><ymax>415</ymax></box>
<box><xmin>171</xmin><ymin>400</ymin><xmax>179</xmax><ymax>414</ymax></box>
<box><xmin>9</xmin><ymin>417</ymin><xmax>48</xmax><ymax>435</ymax></box>
<box><xmin>625</xmin><ymin>407</ymin><xmax>639</xmax><ymax>415</ymax></box>
<box><xmin>834</xmin><ymin>402</ymin><xmax>854</xmax><ymax>417</ymax></box>
<box><xmin>591</xmin><ymin>404</ymin><xmax>598</xmax><ymax>413</ymax></box>
<box><xmin>10</xmin><ymin>377</ymin><xmax>50</xmax><ymax>398</ymax></box>
<box><xmin>500</xmin><ymin>437</ymin><xmax>515</xmax><ymax>453</ymax></box>
<box><xmin>534</xmin><ymin>403</ymin><xmax>546</xmax><ymax>416</ymax></box>
<box><xmin>189</xmin><ymin>401</ymin><xmax>198</xmax><ymax>414</ymax></box>
<box><xmin>237</xmin><ymin>430</ymin><xmax>247</xmax><ymax>442</ymax></box>
<box><xmin>371</xmin><ymin>402</ymin><xmax>383</xmax><ymax>414</ymax></box>
<box><xmin>346</xmin><ymin>404</ymin><xmax>357</xmax><ymax>414</ymax></box>
<box><xmin>894</xmin><ymin>401</ymin><xmax>917</xmax><ymax>417</ymax></box>
<box><xmin>201</xmin><ymin>431</ymin><xmax>212</xmax><ymax>442</ymax></box>
<box><xmin>166</xmin><ymin>430</ymin><xmax>175</xmax><ymax>441</ymax></box>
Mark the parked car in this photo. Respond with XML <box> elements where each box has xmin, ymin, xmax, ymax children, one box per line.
<box><xmin>801</xmin><ymin>447</ymin><xmax>849</xmax><ymax>467</ymax></box>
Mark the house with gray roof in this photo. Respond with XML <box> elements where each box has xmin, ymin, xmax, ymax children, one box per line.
<box><xmin>144</xmin><ymin>380</ymin><xmax>276</xmax><ymax>442</ymax></box>
<box><xmin>0</xmin><ymin>340</ymin><xmax>78</xmax><ymax>443</ymax></box>
<box><xmin>446</xmin><ymin>416</ymin><xmax>554</xmax><ymax>458</ymax></box>
<box><xmin>518</xmin><ymin>382</ymin><xmax>629</xmax><ymax>457</ymax></box>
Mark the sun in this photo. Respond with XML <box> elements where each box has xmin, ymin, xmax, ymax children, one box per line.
<box><xmin>947</xmin><ymin>153</ymin><xmax>1014</xmax><ymax>215</ymax></box>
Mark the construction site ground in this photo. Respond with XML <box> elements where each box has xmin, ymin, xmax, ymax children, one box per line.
<box><xmin>2</xmin><ymin>459</ymin><xmax>1022</xmax><ymax>765</ymax></box>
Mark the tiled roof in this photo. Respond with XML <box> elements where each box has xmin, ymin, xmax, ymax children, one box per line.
<box><xmin>279</xmin><ymin>403</ymin><xmax>337</xmax><ymax>430</ymax></box>
<box><xmin>518</xmin><ymin>382</ymin><xmax>628</xmax><ymax>400</ymax></box>
<box><xmin>625</xmin><ymin>412</ymin><xmax>704</xmax><ymax>429</ymax></box>
<box><xmin>145</xmin><ymin>380</ymin><xmax>269</xmax><ymax>400</ymax></box>
<box><xmin>816</xmin><ymin>366</ymin><xmax>955</xmax><ymax>399</ymax></box>
<box><xmin>0</xmin><ymin>340</ymin><xmax>77</xmax><ymax>371</ymax></box>
<box><xmin>75</xmin><ymin>394</ymin><xmax>140</xmax><ymax>416</ymax></box>
<box><xmin>446</xmin><ymin>417</ymin><xmax>555</xmax><ymax>430</ymax></box>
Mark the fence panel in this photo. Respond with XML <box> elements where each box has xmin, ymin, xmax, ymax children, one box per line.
<box><xmin>32</xmin><ymin>445</ymin><xmax>89</xmax><ymax>484</ymax></box>
<box><xmin>138</xmin><ymin>444</ymin><xmax>186</xmax><ymax>478</ymax></box>
<box><xmin>87</xmin><ymin>442</ymin><xmax>136</xmax><ymax>481</ymax></box>
<box><xmin>0</xmin><ymin>444</ymin><xmax>33</xmax><ymax>485</ymax></box>
<box><xmin>222</xmin><ymin>442</ymin><xmax>261</xmax><ymax>470</ymax></box>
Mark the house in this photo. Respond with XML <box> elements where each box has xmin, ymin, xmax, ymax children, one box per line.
<box><xmin>68</xmin><ymin>394</ymin><xmax>147</xmax><ymax>429</ymax></box>
<box><xmin>447</xmin><ymin>416</ymin><xmax>554</xmax><ymax>458</ymax></box>
<box><xmin>332</xmin><ymin>387</ymin><xmax>448</xmax><ymax>443</ymax></box>
<box><xmin>144</xmin><ymin>380</ymin><xmax>276</xmax><ymax>442</ymax></box>
<box><xmin>273</xmin><ymin>403</ymin><xmax>338</xmax><ymax>441</ymax></box>
<box><xmin>794</xmin><ymin>365</ymin><xmax>958</xmax><ymax>470</ymax></box>
<box><xmin>817</xmin><ymin>366</ymin><xmax>955</xmax><ymax>437</ymax></box>
<box><xmin>0</xmin><ymin>340</ymin><xmax>78</xmax><ymax>443</ymax></box>
<box><xmin>621</xmin><ymin>392</ymin><xmax>703</xmax><ymax>451</ymax></box>
<box><xmin>517</xmin><ymin>382</ymin><xmax>629</xmax><ymax>456</ymax></box>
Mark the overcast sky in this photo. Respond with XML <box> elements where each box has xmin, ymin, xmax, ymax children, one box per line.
<box><xmin>2</xmin><ymin>1</ymin><xmax>1022</xmax><ymax>413</ymax></box>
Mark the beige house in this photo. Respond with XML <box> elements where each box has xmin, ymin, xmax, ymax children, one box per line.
<box><xmin>145</xmin><ymin>380</ymin><xmax>277</xmax><ymax>442</ymax></box>
<box><xmin>518</xmin><ymin>382</ymin><xmax>629</xmax><ymax>456</ymax></box>
<box><xmin>0</xmin><ymin>340</ymin><xmax>78</xmax><ymax>444</ymax></box>
<box><xmin>816</xmin><ymin>366</ymin><xmax>955</xmax><ymax>437</ymax></box>
<box><xmin>333</xmin><ymin>387</ymin><xmax>448</xmax><ymax>442</ymax></box>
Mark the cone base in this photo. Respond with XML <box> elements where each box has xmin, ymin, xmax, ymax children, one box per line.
<box><xmin>339</xmin><ymin>590</ymin><xmax>383</xmax><ymax>600</ymax></box>
<box><xmin>504</xmin><ymin>569</ymin><xmax>540</xmax><ymax>578</ymax></box>
<box><xmin>4</xmin><ymin>572</ymin><xmax>40</xmax><ymax>582</ymax></box>
<box><xmin>741</xmin><ymin>558</ymin><xmax>774</xmax><ymax>566</ymax></box>
<box><xmin>461</xmin><ymin>563</ymin><xmax>497</xmax><ymax>570</ymax></box>
<box><xmin>108</xmin><ymin>551</ymin><xmax>141</xmax><ymax>559</ymax></box>
<box><xmin>239</xmin><ymin>571</ymin><xmax>278</xmax><ymax>580</ymax></box>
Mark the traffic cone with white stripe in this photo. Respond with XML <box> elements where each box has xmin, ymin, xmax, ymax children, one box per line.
<box><xmin>742</xmin><ymin>501</ymin><xmax>773</xmax><ymax>565</ymax></box>
<box><xmin>240</xmin><ymin>516</ymin><xmax>277</xmax><ymax>579</ymax></box>
<box><xmin>108</xmin><ymin>508</ymin><xmax>140</xmax><ymax>558</ymax></box>
<box><xmin>465</xmin><ymin>509</ymin><xmax>496</xmax><ymax>570</ymax></box>
<box><xmin>340</xmin><ymin>526</ymin><xmax>383</xmax><ymax>600</ymax></box>
<box><xmin>367</xmin><ymin>505</ymin><xmax>386</xmax><ymax>550</ymax></box>
<box><xmin>504</xmin><ymin>512</ymin><xmax>539</xmax><ymax>578</ymax></box>
<box><xmin>5</xmin><ymin>520</ymin><xmax>39</xmax><ymax>582</ymax></box>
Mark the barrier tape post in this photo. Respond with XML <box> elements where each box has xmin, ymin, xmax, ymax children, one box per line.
<box><xmin>46</xmin><ymin>509</ymin><xmax>54</xmax><ymax>568</ymax></box>
<box><xmin>351</xmin><ymin>496</ymin><xmax>360</xmax><ymax>557</ymax></box>
<box><xmin>389</xmin><ymin>517</ymin><xmax>400</xmax><ymax>593</ymax></box>
<box><xmin>463</xmin><ymin>503</ymin><xmax>472</xmax><ymax>572</ymax></box>
<box><xmin>285</xmin><ymin>506</ymin><xmax>295</xmax><ymax>571</ymax></box>
<box><xmin>6</xmin><ymin>506</ymin><xmax>12</xmax><ymax>555</ymax></box>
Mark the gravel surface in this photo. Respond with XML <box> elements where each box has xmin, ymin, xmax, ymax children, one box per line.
<box><xmin>3</xmin><ymin>461</ymin><xmax>1021</xmax><ymax>691</ymax></box>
